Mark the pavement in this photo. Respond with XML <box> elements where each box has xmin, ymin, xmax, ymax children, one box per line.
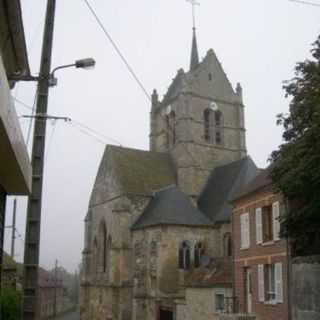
<box><xmin>53</xmin><ymin>310</ymin><xmax>80</xmax><ymax>320</ymax></box>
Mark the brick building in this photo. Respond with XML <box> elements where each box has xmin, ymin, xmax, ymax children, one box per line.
<box><xmin>232</xmin><ymin>169</ymin><xmax>289</xmax><ymax>320</ymax></box>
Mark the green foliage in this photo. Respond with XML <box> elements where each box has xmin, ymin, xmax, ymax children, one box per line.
<box><xmin>270</xmin><ymin>35</ymin><xmax>320</xmax><ymax>256</ymax></box>
<box><xmin>0</xmin><ymin>288</ymin><xmax>22</xmax><ymax>320</ymax></box>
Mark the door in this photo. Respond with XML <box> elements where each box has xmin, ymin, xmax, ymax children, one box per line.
<box><xmin>159</xmin><ymin>308</ymin><xmax>173</xmax><ymax>320</ymax></box>
<box><xmin>246</xmin><ymin>268</ymin><xmax>252</xmax><ymax>313</ymax></box>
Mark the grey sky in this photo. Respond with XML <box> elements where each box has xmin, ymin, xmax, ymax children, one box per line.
<box><xmin>4</xmin><ymin>0</ymin><xmax>320</xmax><ymax>272</ymax></box>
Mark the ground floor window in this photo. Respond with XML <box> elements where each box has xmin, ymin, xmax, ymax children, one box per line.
<box><xmin>215</xmin><ymin>294</ymin><xmax>225</xmax><ymax>312</ymax></box>
<box><xmin>258</xmin><ymin>262</ymin><xmax>283</xmax><ymax>303</ymax></box>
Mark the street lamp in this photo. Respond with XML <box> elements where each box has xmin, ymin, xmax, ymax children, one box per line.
<box><xmin>8</xmin><ymin>57</ymin><xmax>96</xmax><ymax>86</ymax></box>
<box><xmin>49</xmin><ymin>58</ymin><xmax>96</xmax><ymax>86</ymax></box>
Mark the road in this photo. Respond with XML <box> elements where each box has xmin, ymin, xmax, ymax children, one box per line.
<box><xmin>54</xmin><ymin>311</ymin><xmax>80</xmax><ymax>320</ymax></box>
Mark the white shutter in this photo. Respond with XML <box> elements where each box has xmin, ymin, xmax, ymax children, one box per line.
<box><xmin>272</xmin><ymin>202</ymin><xmax>280</xmax><ymax>241</ymax></box>
<box><xmin>240</xmin><ymin>214</ymin><xmax>245</xmax><ymax>249</ymax></box>
<box><xmin>258</xmin><ymin>264</ymin><xmax>265</xmax><ymax>302</ymax></box>
<box><xmin>241</xmin><ymin>213</ymin><xmax>250</xmax><ymax>249</ymax></box>
<box><xmin>275</xmin><ymin>263</ymin><xmax>283</xmax><ymax>303</ymax></box>
<box><xmin>256</xmin><ymin>208</ymin><xmax>262</xmax><ymax>244</ymax></box>
<box><xmin>245</xmin><ymin>213</ymin><xmax>250</xmax><ymax>248</ymax></box>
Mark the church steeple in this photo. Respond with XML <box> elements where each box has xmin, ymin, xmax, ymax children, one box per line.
<box><xmin>190</xmin><ymin>28</ymin><xmax>199</xmax><ymax>71</ymax></box>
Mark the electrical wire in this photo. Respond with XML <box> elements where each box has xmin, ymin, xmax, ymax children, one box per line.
<box><xmin>83</xmin><ymin>0</ymin><xmax>151</xmax><ymax>102</ymax></box>
<box><xmin>82</xmin><ymin>0</ymin><xmax>201</xmax><ymax>168</ymax></box>
<box><xmin>289</xmin><ymin>0</ymin><xmax>320</xmax><ymax>7</ymax></box>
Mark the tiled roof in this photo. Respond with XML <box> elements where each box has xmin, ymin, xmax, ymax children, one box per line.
<box><xmin>131</xmin><ymin>185</ymin><xmax>213</xmax><ymax>230</ymax></box>
<box><xmin>185</xmin><ymin>257</ymin><xmax>232</xmax><ymax>288</ymax></box>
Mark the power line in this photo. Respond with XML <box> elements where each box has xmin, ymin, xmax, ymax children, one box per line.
<box><xmin>83</xmin><ymin>0</ymin><xmax>151</xmax><ymax>102</ymax></box>
<box><xmin>289</xmin><ymin>0</ymin><xmax>320</xmax><ymax>7</ymax></box>
<box><xmin>82</xmin><ymin>0</ymin><xmax>201</xmax><ymax>168</ymax></box>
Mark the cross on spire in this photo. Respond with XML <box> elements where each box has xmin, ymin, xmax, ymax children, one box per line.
<box><xmin>186</xmin><ymin>0</ymin><xmax>200</xmax><ymax>70</ymax></box>
<box><xmin>186</xmin><ymin>0</ymin><xmax>200</xmax><ymax>30</ymax></box>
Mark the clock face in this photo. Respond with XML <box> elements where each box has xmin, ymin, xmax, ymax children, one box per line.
<box><xmin>209</xmin><ymin>101</ymin><xmax>218</xmax><ymax>111</ymax></box>
<box><xmin>166</xmin><ymin>105</ymin><xmax>172</xmax><ymax>115</ymax></box>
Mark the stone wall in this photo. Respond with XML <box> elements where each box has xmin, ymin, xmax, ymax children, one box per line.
<box><xmin>291</xmin><ymin>255</ymin><xmax>320</xmax><ymax>320</ymax></box>
<box><xmin>132</xmin><ymin>225</ymin><xmax>219</xmax><ymax>320</ymax></box>
<box><xmin>184</xmin><ymin>287</ymin><xmax>233</xmax><ymax>320</ymax></box>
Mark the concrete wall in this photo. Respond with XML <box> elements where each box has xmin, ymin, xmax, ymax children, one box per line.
<box><xmin>0</xmin><ymin>53</ymin><xmax>31</xmax><ymax>195</ymax></box>
<box><xmin>291</xmin><ymin>255</ymin><xmax>320</xmax><ymax>320</ymax></box>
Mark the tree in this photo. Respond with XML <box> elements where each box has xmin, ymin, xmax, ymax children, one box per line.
<box><xmin>270</xmin><ymin>35</ymin><xmax>320</xmax><ymax>256</ymax></box>
<box><xmin>0</xmin><ymin>288</ymin><xmax>22</xmax><ymax>320</ymax></box>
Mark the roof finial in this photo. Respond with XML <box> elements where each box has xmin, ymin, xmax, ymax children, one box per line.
<box><xmin>186</xmin><ymin>0</ymin><xmax>200</xmax><ymax>30</ymax></box>
<box><xmin>186</xmin><ymin>0</ymin><xmax>200</xmax><ymax>71</ymax></box>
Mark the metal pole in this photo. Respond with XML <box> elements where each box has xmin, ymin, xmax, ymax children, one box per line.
<box><xmin>54</xmin><ymin>259</ymin><xmax>58</xmax><ymax>317</ymax></box>
<box><xmin>0</xmin><ymin>187</ymin><xmax>7</xmax><ymax>297</ymax></box>
<box><xmin>23</xmin><ymin>1</ymin><xmax>56</xmax><ymax>319</ymax></box>
<box><xmin>10</xmin><ymin>198</ymin><xmax>17</xmax><ymax>259</ymax></box>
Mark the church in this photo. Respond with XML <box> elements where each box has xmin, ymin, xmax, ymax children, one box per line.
<box><xmin>80</xmin><ymin>26</ymin><xmax>259</xmax><ymax>320</ymax></box>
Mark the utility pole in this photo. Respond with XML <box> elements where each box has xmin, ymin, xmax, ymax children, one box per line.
<box><xmin>10</xmin><ymin>198</ymin><xmax>17</xmax><ymax>259</ymax></box>
<box><xmin>22</xmin><ymin>1</ymin><xmax>56</xmax><ymax>319</ymax></box>
<box><xmin>53</xmin><ymin>259</ymin><xmax>58</xmax><ymax>317</ymax></box>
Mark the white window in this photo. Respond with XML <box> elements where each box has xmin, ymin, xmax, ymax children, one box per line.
<box><xmin>272</xmin><ymin>202</ymin><xmax>280</xmax><ymax>241</ymax></box>
<box><xmin>240</xmin><ymin>213</ymin><xmax>250</xmax><ymax>249</ymax></box>
<box><xmin>255</xmin><ymin>208</ymin><xmax>262</xmax><ymax>244</ymax></box>
<box><xmin>258</xmin><ymin>263</ymin><xmax>283</xmax><ymax>304</ymax></box>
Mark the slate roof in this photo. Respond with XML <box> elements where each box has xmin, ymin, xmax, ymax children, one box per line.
<box><xmin>131</xmin><ymin>185</ymin><xmax>213</xmax><ymax>230</ymax></box>
<box><xmin>161</xmin><ymin>70</ymin><xmax>185</xmax><ymax>105</ymax></box>
<box><xmin>232</xmin><ymin>167</ymin><xmax>272</xmax><ymax>201</ymax></box>
<box><xmin>198</xmin><ymin>157</ymin><xmax>259</xmax><ymax>224</ymax></box>
<box><xmin>110</xmin><ymin>146</ymin><xmax>176</xmax><ymax>194</ymax></box>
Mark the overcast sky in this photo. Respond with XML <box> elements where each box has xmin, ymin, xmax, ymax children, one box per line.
<box><xmin>4</xmin><ymin>0</ymin><xmax>320</xmax><ymax>272</ymax></box>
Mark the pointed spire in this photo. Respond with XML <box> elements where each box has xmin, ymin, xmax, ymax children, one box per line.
<box><xmin>190</xmin><ymin>28</ymin><xmax>199</xmax><ymax>71</ymax></box>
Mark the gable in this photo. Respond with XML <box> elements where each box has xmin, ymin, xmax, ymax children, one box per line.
<box><xmin>188</xmin><ymin>49</ymin><xmax>239</xmax><ymax>103</ymax></box>
<box><xmin>89</xmin><ymin>145</ymin><xmax>177</xmax><ymax>207</ymax></box>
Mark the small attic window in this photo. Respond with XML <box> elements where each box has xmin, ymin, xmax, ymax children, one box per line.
<box><xmin>208</xmin><ymin>73</ymin><xmax>212</xmax><ymax>81</ymax></box>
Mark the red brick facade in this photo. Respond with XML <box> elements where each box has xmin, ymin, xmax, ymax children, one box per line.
<box><xmin>232</xmin><ymin>189</ymin><xmax>289</xmax><ymax>320</ymax></box>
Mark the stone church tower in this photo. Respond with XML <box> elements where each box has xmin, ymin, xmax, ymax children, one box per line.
<box><xmin>80</xmin><ymin>28</ymin><xmax>257</xmax><ymax>320</ymax></box>
<box><xmin>150</xmin><ymin>29</ymin><xmax>246</xmax><ymax>196</ymax></box>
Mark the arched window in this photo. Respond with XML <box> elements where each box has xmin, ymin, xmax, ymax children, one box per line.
<box><xmin>223</xmin><ymin>233</ymin><xmax>232</xmax><ymax>257</ymax></box>
<box><xmin>214</xmin><ymin>111</ymin><xmax>223</xmax><ymax>145</ymax></box>
<box><xmin>98</xmin><ymin>222</ymin><xmax>107</xmax><ymax>273</ymax></box>
<box><xmin>178</xmin><ymin>241</ymin><xmax>191</xmax><ymax>270</ymax></box>
<box><xmin>204</xmin><ymin>109</ymin><xmax>214</xmax><ymax>143</ymax></box>
<box><xmin>194</xmin><ymin>242</ymin><xmax>204</xmax><ymax>268</ymax></box>
<box><xmin>166</xmin><ymin>111</ymin><xmax>176</xmax><ymax>147</ymax></box>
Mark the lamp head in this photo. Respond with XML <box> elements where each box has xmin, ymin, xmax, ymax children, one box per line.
<box><xmin>75</xmin><ymin>58</ymin><xmax>96</xmax><ymax>69</ymax></box>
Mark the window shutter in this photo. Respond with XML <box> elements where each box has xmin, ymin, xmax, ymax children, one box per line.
<box><xmin>240</xmin><ymin>214</ymin><xmax>245</xmax><ymax>249</ymax></box>
<box><xmin>241</xmin><ymin>213</ymin><xmax>250</xmax><ymax>249</ymax></box>
<box><xmin>245</xmin><ymin>213</ymin><xmax>250</xmax><ymax>248</ymax></box>
<box><xmin>272</xmin><ymin>202</ymin><xmax>280</xmax><ymax>241</ymax></box>
<box><xmin>258</xmin><ymin>264</ymin><xmax>265</xmax><ymax>302</ymax></box>
<box><xmin>275</xmin><ymin>263</ymin><xmax>283</xmax><ymax>303</ymax></box>
<box><xmin>256</xmin><ymin>208</ymin><xmax>262</xmax><ymax>244</ymax></box>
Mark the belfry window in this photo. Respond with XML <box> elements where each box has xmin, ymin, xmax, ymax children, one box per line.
<box><xmin>214</xmin><ymin>110</ymin><xmax>223</xmax><ymax>145</ymax></box>
<box><xmin>204</xmin><ymin>109</ymin><xmax>214</xmax><ymax>143</ymax></box>
<box><xmin>194</xmin><ymin>242</ymin><xmax>204</xmax><ymax>268</ymax></box>
<box><xmin>178</xmin><ymin>241</ymin><xmax>191</xmax><ymax>270</ymax></box>
<box><xmin>98</xmin><ymin>221</ymin><xmax>107</xmax><ymax>273</ymax></box>
<box><xmin>166</xmin><ymin>111</ymin><xmax>176</xmax><ymax>147</ymax></box>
